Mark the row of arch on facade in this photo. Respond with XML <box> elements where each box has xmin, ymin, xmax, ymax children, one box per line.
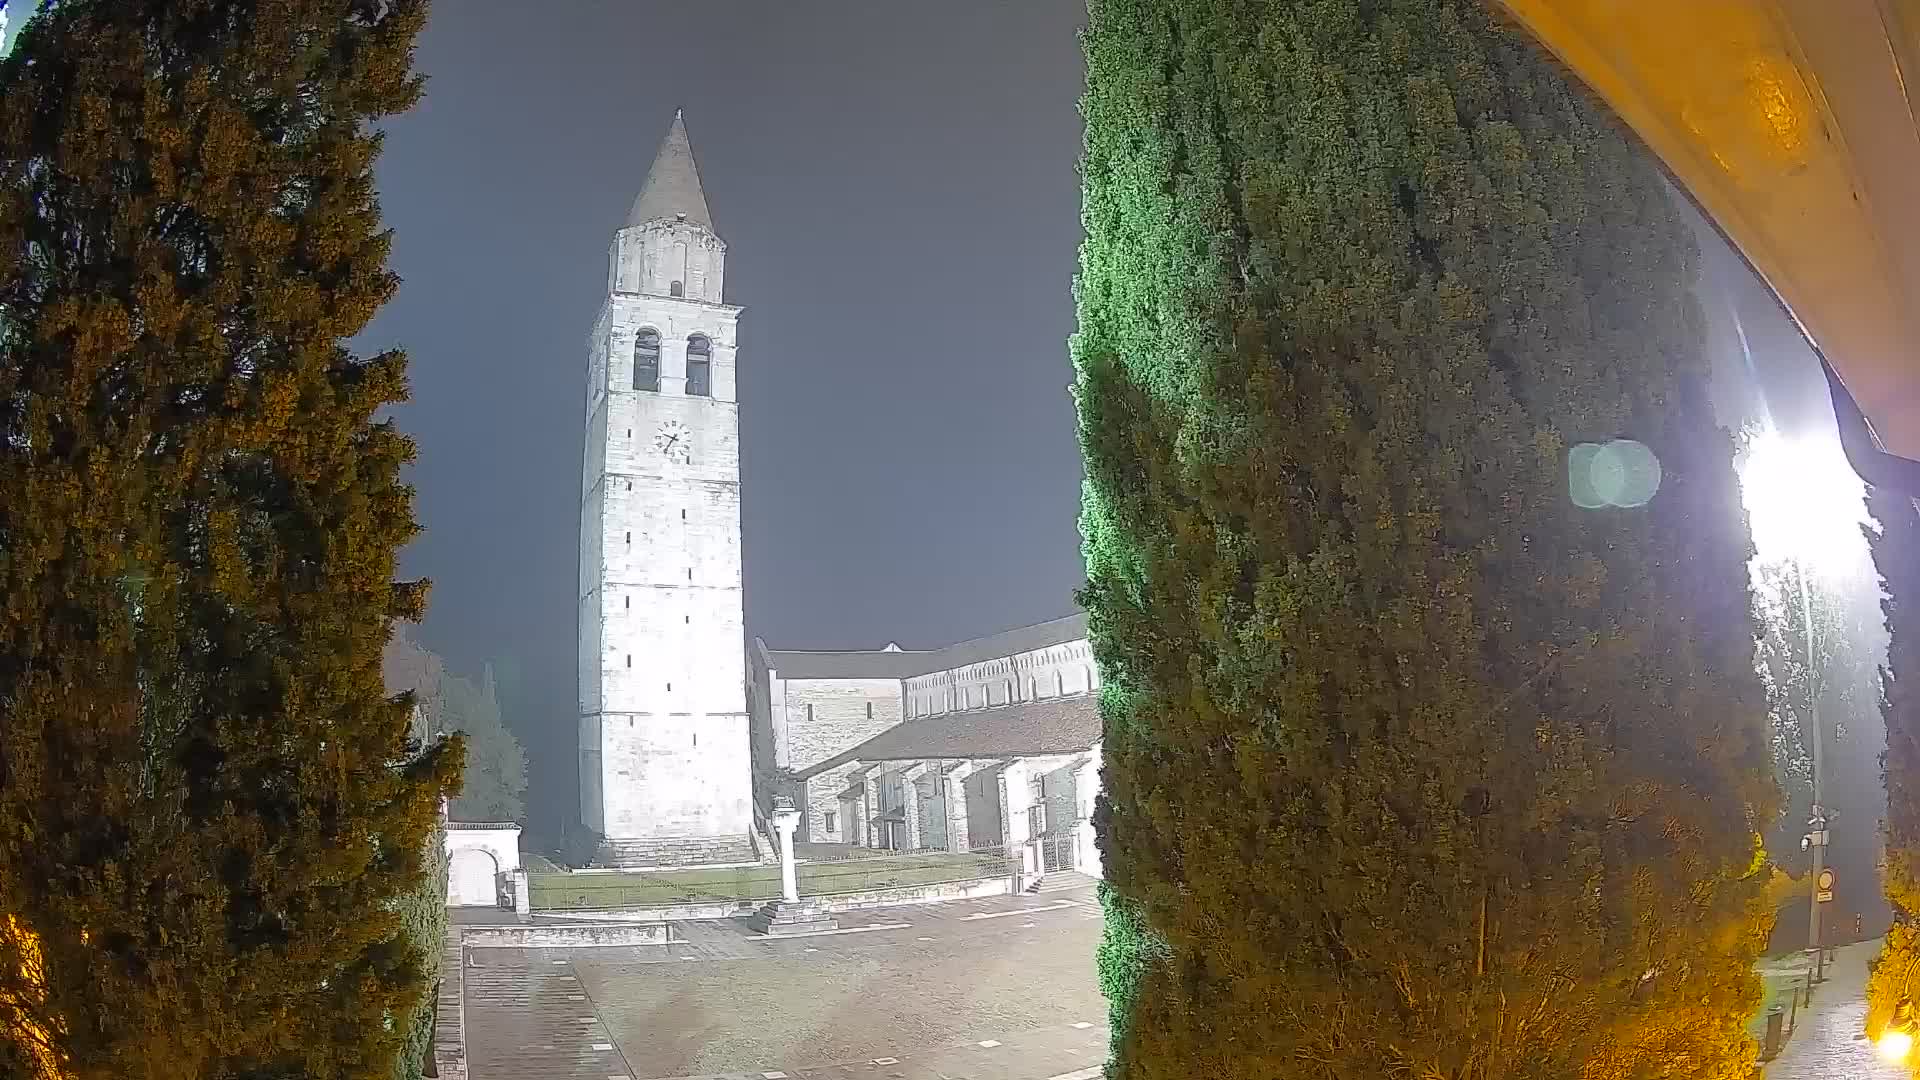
<box><xmin>633</xmin><ymin>329</ymin><xmax>711</xmax><ymax>396</ymax></box>
<box><xmin>908</xmin><ymin>665</ymin><xmax>1099</xmax><ymax>719</ymax></box>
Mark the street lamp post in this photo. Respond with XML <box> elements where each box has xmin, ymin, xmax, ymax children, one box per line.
<box><xmin>1738</xmin><ymin>429</ymin><xmax>1869</xmax><ymax>986</ymax></box>
<box><xmin>1797</xmin><ymin>558</ymin><xmax>1827</xmax><ymax>984</ymax></box>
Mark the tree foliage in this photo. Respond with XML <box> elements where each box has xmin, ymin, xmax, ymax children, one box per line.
<box><xmin>1072</xmin><ymin>1</ymin><xmax>1776</xmax><ymax>1075</ymax></box>
<box><xmin>387</xmin><ymin>826</ymin><xmax>447</xmax><ymax>1080</ymax></box>
<box><xmin>1751</xmin><ymin>558</ymin><xmax>1870</xmax><ymax>854</ymax></box>
<box><xmin>0</xmin><ymin>2</ymin><xmax>461</xmax><ymax>1077</ymax></box>
<box><xmin>380</xmin><ymin>628</ymin><xmax>452</xmax><ymax>1080</ymax></box>
<box><xmin>1869</xmin><ymin>487</ymin><xmax>1920</xmax><ymax>1038</ymax></box>
<box><xmin>445</xmin><ymin>664</ymin><xmax>525</xmax><ymax>821</ymax></box>
<box><xmin>384</xmin><ymin>625</ymin><xmax>527</xmax><ymax>822</ymax></box>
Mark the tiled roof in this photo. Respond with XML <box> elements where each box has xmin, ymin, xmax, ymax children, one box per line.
<box><xmin>764</xmin><ymin>612</ymin><xmax>1089</xmax><ymax>681</ymax></box>
<box><xmin>796</xmin><ymin>694</ymin><xmax>1101</xmax><ymax>778</ymax></box>
<box><xmin>763</xmin><ymin>648</ymin><xmax>935</xmax><ymax>680</ymax></box>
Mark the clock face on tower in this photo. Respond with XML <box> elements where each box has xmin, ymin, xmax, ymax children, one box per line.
<box><xmin>653</xmin><ymin>420</ymin><xmax>692</xmax><ymax>464</ymax></box>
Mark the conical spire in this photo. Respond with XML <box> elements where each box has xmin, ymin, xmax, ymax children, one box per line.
<box><xmin>627</xmin><ymin>110</ymin><xmax>713</xmax><ymax>230</ymax></box>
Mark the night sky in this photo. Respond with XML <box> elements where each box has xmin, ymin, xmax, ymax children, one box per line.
<box><xmin>361</xmin><ymin>3</ymin><xmax>1090</xmax><ymax>829</ymax></box>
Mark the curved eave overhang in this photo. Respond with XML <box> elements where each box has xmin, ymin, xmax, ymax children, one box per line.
<box><xmin>1493</xmin><ymin>0</ymin><xmax>1920</xmax><ymax>470</ymax></box>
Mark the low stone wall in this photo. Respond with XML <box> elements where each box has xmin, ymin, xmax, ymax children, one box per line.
<box><xmin>548</xmin><ymin>899</ymin><xmax>760</xmax><ymax>922</ymax></box>
<box><xmin>434</xmin><ymin>930</ymin><xmax>468</xmax><ymax>1080</ymax></box>
<box><xmin>460</xmin><ymin>920</ymin><xmax>674</xmax><ymax>949</ymax></box>
<box><xmin>819</xmin><ymin>874</ymin><xmax>1012</xmax><ymax>910</ymax></box>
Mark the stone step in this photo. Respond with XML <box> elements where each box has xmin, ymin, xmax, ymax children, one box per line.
<box><xmin>593</xmin><ymin>834</ymin><xmax>758</xmax><ymax>869</ymax></box>
<box><xmin>1024</xmin><ymin>870</ymin><xmax>1101</xmax><ymax>894</ymax></box>
<box><xmin>745</xmin><ymin>900</ymin><xmax>838</xmax><ymax>936</ymax></box>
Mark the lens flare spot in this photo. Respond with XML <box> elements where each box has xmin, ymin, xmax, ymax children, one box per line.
<box><xmin>1569</xmin><ymin>440</ymin><xmax>1661</xmax><ymax>509</ymax></box>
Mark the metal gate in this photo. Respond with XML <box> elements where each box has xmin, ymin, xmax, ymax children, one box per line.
<box><xmin>1039</xmin><ymin>821</ymin><xmax>1082</xmax><ymax>873</ymax></box>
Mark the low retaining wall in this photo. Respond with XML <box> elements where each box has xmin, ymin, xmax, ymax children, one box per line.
<box><xmin>823</xmin><ymin>875</ymin><xmax>1012</xmax><ymax>911</ymax></box>
<box><xmin>434</xmin><ymin>930</ymin><xmax>468</xmax><ymax>1080</ymax></box>
<box><xmin>546</xmin><ymin>899</ymin><xmax>759</xmax><ymax>922</ymax></box>
<box><xmin>461</xmin><ymin>920</ymin><xmax>673</xmax><ymax>949</ymax></box>
<box><xmin>541</xmin><ymin>874</ymin><xmax>1013</xmax><ymax>922</ymax></box>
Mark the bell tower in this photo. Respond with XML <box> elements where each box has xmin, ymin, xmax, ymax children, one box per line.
<box><xmin>579</xmin><ymin>112</ymin><xmax>753</xmax><ymax>864</ymax></box>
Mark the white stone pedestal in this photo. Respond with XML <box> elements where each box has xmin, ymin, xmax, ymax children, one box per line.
<box><xmin>747</xmin><ymin>801</ymin><xmax>837</xmax><ymax>935</ymax></box>
<box><xmin>772</xmin><ymin>806</ymin><xmax>801</xmax><ymax>903</ymax></box>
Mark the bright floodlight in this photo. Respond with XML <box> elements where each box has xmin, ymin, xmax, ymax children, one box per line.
<box><xmin>1879</xmin><ymin>1028</ymin><xmax>1914</xmax><ymax>1063</ymax></box>
<box><xmin>1738</xmin><ymin>430</ymin><xmax>1868</xmax><ymax>570</ymax></box>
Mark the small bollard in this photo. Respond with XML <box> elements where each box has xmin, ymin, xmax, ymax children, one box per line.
<box><xmin>1763</xmin><ymin>1006</ymin><xmax>1786</xmax><ymax>1059</ymax></box>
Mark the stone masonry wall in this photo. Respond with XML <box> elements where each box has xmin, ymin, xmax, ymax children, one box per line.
<box><xmin>580</xmin><ymin>222</ymin><xmax>752</xmax><ymax>842</ymax></box>
<box><xmin>783</xmin><ymin>678</ymin><xmax>901</xmax><ymax>841</ymax></box>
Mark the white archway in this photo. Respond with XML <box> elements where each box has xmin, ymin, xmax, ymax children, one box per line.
<box><xmin>448</xmin><ymin>847</ymin><xmax>500</xmax><ymax>907</ymax></box>
<box><xmin>445</xmin><ymin>821</ymin><xmax>522</xmax><ymax>908</ymax></box>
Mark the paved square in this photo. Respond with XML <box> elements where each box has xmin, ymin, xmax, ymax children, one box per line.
<box><xmin>465</xmin><ymin>882</ymin><xmax>1110</xmax><ymax>1080</ymax></box>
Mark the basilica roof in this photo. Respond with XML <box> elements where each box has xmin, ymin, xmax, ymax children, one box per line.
<box><xmin>795</xmin><ymin>694</ymin><xmax>1100</xmax><ymax>778</ymax></box>
<box><xmin>762</xmin><ymin>612</ymin><xmax>1089</xmax><ymax>681</ymax></box>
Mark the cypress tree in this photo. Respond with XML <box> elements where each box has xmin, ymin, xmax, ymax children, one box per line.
<box><xmin>0</xmin><ymin>3</ymin><xmax>462</xmax><ymax>1077</ymax></box>
<box><xmin>1073</xmin><ymin>1</ymin><xmax>1776</xmax><ymax>1075</ymax></box>
<box><xmin>383</xmin><ymin>629</ymin><xmax>454</xmax><ymax>1080</ymax></box>
<box><xmin>1868</xmin><ymin>487</ymin><xmax>1920</xmax><ymax>1035</ymax></box>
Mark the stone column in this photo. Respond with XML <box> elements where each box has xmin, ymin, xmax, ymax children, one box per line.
<box><xmin>511</xmin><ymin>869</ymin><xmax>531</xmax><ymax>915</ymax></box>
<box><xmin>1001</xmin><ymin>760</ymin><xmax>1033</xmax><ymax>849</ymax></box>
<box><xmin>863</xmin><ymin>772</ymin><xmax>883</xmax><ymax>849</ymax></box>
<box><xmin>999</xmin><ymin>760</ymin><xmax>1037</xmax><ymax>884</ymax></box>
<box><xmin>943</xmin><ymin>762</ymin><xmax>977</xmax><ymax>853</ymax></box>
<box><xmin>1075</xmin><ymin>749</ymin><xmax>1103</xmax><ymax>876</ymax></box>
<box><xmin>900</xmin><ymin>763</ymin><xmax>929</xmax><ymax>850</ymax></box>
<box><xmin>771</xmin><ymin>800</ymin><xmax>801</xmax><ymax>903</ymax></box>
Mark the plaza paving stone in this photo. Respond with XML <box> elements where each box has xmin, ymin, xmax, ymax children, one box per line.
<box><xmin>465</xmin><ymin>881</ymin><xmax>1108</xmax><ymax>1080</ymax></box>
<box><xmin>1765</xmin><ymin>939</ymin><xmax>1904</xmax><ymax>1080</ymax></box>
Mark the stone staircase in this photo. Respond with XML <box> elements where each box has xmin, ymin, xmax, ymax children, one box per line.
<box><xmin>594</xmin><ymin>833</ymin><xmax>758</xmax><ymax>869</ymax></box>
<box><xmin>1023</xmin><ymin>870</ymin><xmax>1101</xmax><ymax>896</ymax></box>
<box><xmin>745</xmin><ymin>899</ymin><xmax>838</xmax><ymax>936</ymax></box>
